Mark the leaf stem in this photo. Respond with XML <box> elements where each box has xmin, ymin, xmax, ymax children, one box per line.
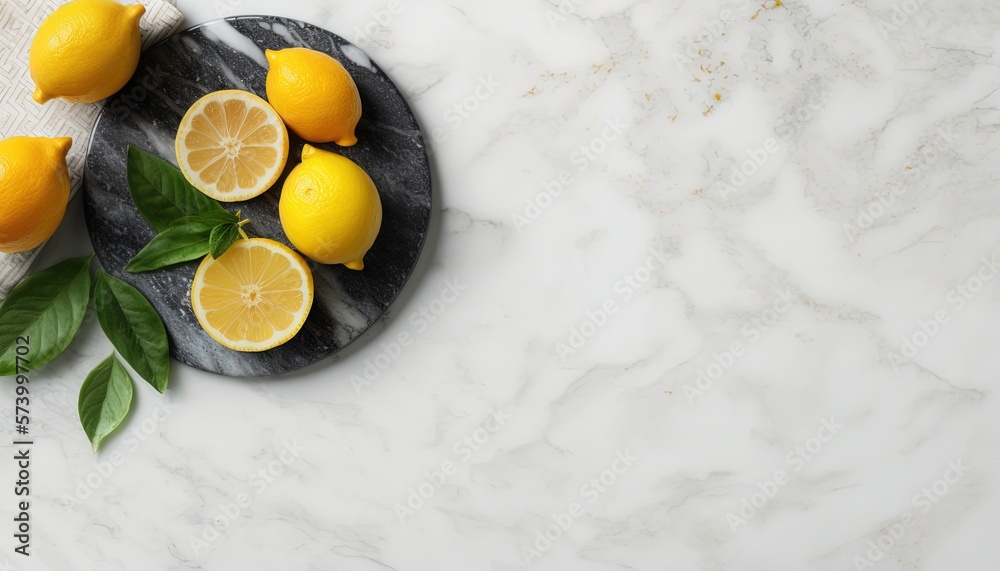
<box><xmin>237</xmin><ymin>217</ymin><xmax>251</xmax><ymax>240</ymax></box>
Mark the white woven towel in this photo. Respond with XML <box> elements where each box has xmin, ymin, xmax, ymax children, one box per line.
<box><xmin>0</xmin><ymin>0</ymin><xmax>184</xmax><ymax>301</ymax></box>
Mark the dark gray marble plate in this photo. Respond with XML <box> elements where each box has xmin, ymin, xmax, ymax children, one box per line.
<box><xmin>83</xmin><ymin>16</ymin><xmax>431</xmax><ymax>377</ymax></box>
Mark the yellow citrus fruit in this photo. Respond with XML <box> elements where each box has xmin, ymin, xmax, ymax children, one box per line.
<box><xmin>265</xmin><ymin>48</ymin><xmax>362</xmax><ymax>146</ymax></box>
<box><xmin>30</xmin><ymin>0</ymin><xmax>145</xmax><ymax>104</ymax></box>
<box><xmin>279</xmin><ymin>145</ymin><xmax>382</xmax><ymax>270</ymax></box>
<box><xmin>191</xmin><ymin>238</ymin><xmax>314</xmax><ymax>352</ymax></box>
<box><xmin>0</xmin><ymin>137</ymin><xmax>72</xmax><ymax>254</ymax></box>
<box><xmin>175</xmin><ymin>90</ymin><xmax>289</xmax><ymax>202</ymax></box>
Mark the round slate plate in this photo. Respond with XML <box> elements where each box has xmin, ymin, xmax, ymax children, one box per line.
<box><xmin>84</xmin><ymin>16</ymin><xmax>432</xmax><ymax>377</ymax></box>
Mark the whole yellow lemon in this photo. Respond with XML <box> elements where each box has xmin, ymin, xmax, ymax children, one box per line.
<box><xmin>279</xmin><ymin>145</ymin><xmax>382</xmax><ymax>270</ymax></box>
<box><xmin>30</xmin><ymin>0</ymin><xmax>146</xmax><ymax>104</ymax></box>
<box><xmin>0</xmin><ymin>137</ymin><xmax>72</xmax><ymax>253</ymax></box>
<box><xmin>265</xmin><ymin>48</ymin><xmax>362</xmax><ymax>146</ymax></box>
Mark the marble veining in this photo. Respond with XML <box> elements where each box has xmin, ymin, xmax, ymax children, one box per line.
<box><xmin>15</xmin><ymin>1</ymin><xmax>1000</xmax><ymax>570</ymax></box>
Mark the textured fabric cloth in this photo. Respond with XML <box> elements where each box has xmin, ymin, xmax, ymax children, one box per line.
<box><xmin>0</xmin><ymin>0</ymin><xmax>184</xmax><ymax>300</ymax></box>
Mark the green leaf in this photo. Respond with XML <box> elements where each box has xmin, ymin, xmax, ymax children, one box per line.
<box><xmin>209</xmin><ymin>223</ymin><xmax>240</xmax><ymax>259</ymax></box>
<box><xmin>125</xmin><ymin>211</ymin><xmax>240</xmax><ymax>273</ymax></box>
<box><xmin>78</xmin><ymin>354</ymin><xmax>133</xmax><ymax>453</ymax></box>
<box><xmin>127</xmin><ymin>145</ymin><xmax>224</xmax><ymax>232</ymax></box>
<box><xmin>0</xmin><ymin>256</ymin><xmax>92</xmax><ymax>376</ymax></box>
<box><xmin>124</xmin><ymin>221</ymin><xmax>214</xmax><ymax>273</ymax></box>
<box><xmin>93</xmin><ymin>271</ymin><xmax>169</xmax><ymax>393</ymax></box>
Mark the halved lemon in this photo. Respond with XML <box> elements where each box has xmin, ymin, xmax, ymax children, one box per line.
<box><xmin>191</xmin><ymin>238</ymin><xmax>314</xmax><ymax>352</ymax></box>
<box><xmin>176</xmin><ymin>90</ymin><xmax>289</xmax><ymax>202</ymax></box>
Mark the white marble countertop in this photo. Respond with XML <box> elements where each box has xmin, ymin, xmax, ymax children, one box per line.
<box><xmin>9</xmin><ymin>0</ymin><xmax>1000</xmax><ymax>570</ymax></box>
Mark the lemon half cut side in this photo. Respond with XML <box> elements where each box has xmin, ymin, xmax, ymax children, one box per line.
<box><xmin>191</xmin><ymin>238</ymin><xmax>314</xmax><ymax>352</ymax></box>
<box><xmin>176</xmin><ymin>90</ymin><xmax>289</xmax><ymax>202</ymax></box>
